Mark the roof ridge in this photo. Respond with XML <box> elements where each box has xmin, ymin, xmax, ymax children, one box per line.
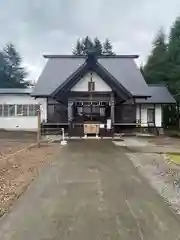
<box><xmin>148</xmin><ymin>83</ymin><xmax>167</xmax><ymax>87</ymax></box>
<box><xmin>43</xmin><ymin>54</ymin><xmax>139</xmax><ymax>59</ymax></box>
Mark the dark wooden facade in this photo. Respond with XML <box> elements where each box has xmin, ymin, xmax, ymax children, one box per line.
<box><xmin>44</xmin><ymin>92</ymin><xmax>137</xmax><ymax>136</ymax></box>
<box><xmin>46</xmin><ymin>95</ymin><xmax>136</xmax><ymax>124</ymax></box>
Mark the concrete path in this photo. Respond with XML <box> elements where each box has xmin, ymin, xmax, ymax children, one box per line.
<box><xmin>0</xmin><ymin>140</ymin><xmax>180</xmax><ymax>240</ymax></box>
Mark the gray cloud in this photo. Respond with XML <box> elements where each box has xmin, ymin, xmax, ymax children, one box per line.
<box><xmin>0</xmin><ymin>0</ymin><xmax>180</xmax><ymax>80</ymax></box>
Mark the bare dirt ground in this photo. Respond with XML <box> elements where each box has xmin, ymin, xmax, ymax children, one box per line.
<box><xmin>0</xmin><ymin>139</ymin><xmax>59</xmax><ymax>217</ymax></box>
<box><xmin>0</xmin><ymin>140</ymin><xmax>33</xmax><ymax>157</ymax></box>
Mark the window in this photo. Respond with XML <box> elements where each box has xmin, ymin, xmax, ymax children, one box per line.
<box><xmin>29</xmin><ymin>104</ymin><xmax>39</xmax><ymax>116</ymax></box>
<box><xmin>9</xmin><ymin>105</ymin><xmax>15</xmax><ymax>116</ymax></box>
<box><xmin>0</xmin><ymin>105</ymin><xmax>16</xmax><ymax>117</ymax></box>
<box><xmin>17</xmin><ymin>104</ymin><xmax>39</xmax><ymax>116</ymax></box>
<box><xmin>23</xmin><ymin>105</ymin><xmax>28</xmax><ymax>116</ymax></box>
<box><xmin>0</xmin><ymin>104</ymin><xmax>39</xmax><ymax>117</ymax></box>
<box><xmin>27</xmin><ymin>104</ymin><xmax>39</xmax><ymax>116</ymax></box>
<box><xmin>3</xmin><ymin>105</ymin><xmax>9</xmax><ymax>117</ymax></box>
<box><xmin>17</xmin><ymin>105</ymin><xmax>24</xmax><ymax>116</ymax></box>
<box><xmin>88</xmin><ymin>81</ymin><xmax>95</xmax><ymax>91</ymax></box>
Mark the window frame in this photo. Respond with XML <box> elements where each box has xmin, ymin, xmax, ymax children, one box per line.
<box><xmin>0</xmin><ymin>104</ymin><xmax>16</xmax><ymax>117</ymax></box>
<box><xmin>0</xmin><ymin>104</ymin><xmax>40</xmax><ymax>117</ymax></box>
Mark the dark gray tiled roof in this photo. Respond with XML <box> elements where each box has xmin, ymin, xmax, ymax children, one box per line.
<box><xmin>98</xmin><ymin>58</ymin><xmax>150</xmax><ymax>96</ymax></box>
<box><xmin>32</xmin><ymin>55</ymin><xmax>149</xmax><ymax>97</ymax></box>
<box><xmin>136</xmin><ymin>85</ymin><xmax>176</xmax><ymax>104</ymax></box>
<box><xmin>32</xmin><ymin>57</ymin><xmax>85</xmax><ymax>96</ymax></box>
<box><xmin>0</xmin><ymin>88</ymin><xmax>32</xmax><ymax>94</ymax></box>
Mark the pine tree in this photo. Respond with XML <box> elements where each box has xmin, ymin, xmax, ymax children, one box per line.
<box><xmin>81</xmin><ymin>36</ymin><xmax>93</xmax><ymax>55</ymax></box>
<box><xmin>143</xmin><ymin>29</ymin><xmax>167</xmax><ymax>84</ymax></box>
<box><xmin>103</xmin><ymin>39</ymin><xmax>115</xmax><ymax>55</ymax></box>
<box><xmin>72</xmin><ymin>39</ymin><xmax>83</xmax><ymax>55</ymax></box>
<box><xmin>2</xmin><ymin>43</ymin><xmax>29</xmax><ymax>88</ymax></box>
<box><xmin>0</xmin><ymin>52</ymin><xmax>9</xmax><ymax>88</ymax></box>
<box><xmin>72</xmin><ymin>37</ymin><xmax>115</xmax><ymax>56</ymax></box>
<box><xmin>166</xmin><ymin>17</ymin><xmax>180</xmax><ymax>96</ymax></box>
<box><xmin>93</xmin><ymin>37</ymin><xmax>103</xmax><ymax>56</ymax></box>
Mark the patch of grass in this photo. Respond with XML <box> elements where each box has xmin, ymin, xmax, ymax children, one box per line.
<box><xmin>168</xmin><ymin>153</ymin><xmax>180</xmax><ymax>165</ymax></box>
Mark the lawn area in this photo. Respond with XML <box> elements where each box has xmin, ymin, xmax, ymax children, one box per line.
<box><xmin>168</xmin><ymin>153</ymin><xmax>180</xmax><ymax>165</ymax></box>
<box><xmin>165</xmin><ymin>129</ymin><xmax>180</xmax><ymax>138</ymax></box>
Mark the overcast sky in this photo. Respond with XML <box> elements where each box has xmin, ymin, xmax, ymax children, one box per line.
<box><xmin>0</xmin><ymin>0</ymin><xmax>180</xmax><ymax>81</ymax></box>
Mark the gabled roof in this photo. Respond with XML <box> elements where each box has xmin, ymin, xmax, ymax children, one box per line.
<box><xmin>98</xmin><ymin>58</ymin><xmax>150</xmax><ymax>97</ymax></box>
<box><xmin>32</xmin><ymin>57</ymin><xmax>85</xmax><ymax>96</ymax></box>
<box><xmin>136</xmin><ymin>84</ymin><xmax>176</xmax><ymax>104</ymax></box>
<box><xmin>0</xmin><ymin>88</ymin><xmax>32</xmax><ymax>94</ymax></box>
<box><xmin>51</xmin><ymin>57</ymin><xmax>132</xmax><ymax>100</ymax></box>
<box><xmin>32</xmin><ymin>55</ymin><xmax>150</xmax><ymax>97</ymax></box>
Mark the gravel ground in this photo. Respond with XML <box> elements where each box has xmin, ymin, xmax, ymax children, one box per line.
<box><xmin>0</xmin><ymin>142</ymin><xmax>59</xmax><ymax>217</ymax></box>
<box><xmin>0</xmin><ymin>140</ymin><xmax>34</xmax><ymax>157</ymax></box>
<box><xmin>127</xmin><ymin>152</ymin><xmax>180</xmax><ymax>214</ymax></box>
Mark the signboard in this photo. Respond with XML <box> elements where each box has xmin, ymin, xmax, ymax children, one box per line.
<box><xmin>84</xmin><ymin>124</ymin><xmax>100</xmax><ymax>134</ymax></box>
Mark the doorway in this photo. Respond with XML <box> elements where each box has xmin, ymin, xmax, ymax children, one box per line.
<box><xmin>74</xmin><ymin>101</ymin><xmax>110</xmax><ymax>123</ymax></box>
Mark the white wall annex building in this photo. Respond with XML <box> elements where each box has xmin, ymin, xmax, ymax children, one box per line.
<box><xmin>0</xmin><ymin>89</ymin><xmax>46</xmax><ymax>131</ymax></box>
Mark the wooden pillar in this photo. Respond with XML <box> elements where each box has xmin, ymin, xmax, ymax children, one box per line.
<box><xmin>68</xmin><ymin>101</ymin><xmax>73</xmax><ymax>136</ymax></box>
<box><xmin>139</xmin><ymin>104</ymin><xmax>142</xmax><ymax>132</ymax></box>
<box><xmin>68</xmin><ymin>101</ymin><xmax>73</xmax><ymax>122</ymax></box>
<box><xmin>139</xmin><ymin>104</ymin><xmax>141</xmax><ymax>125</ymax></box>
<box><xmin>37</xmin><ymin>106</ymin><xmax>41</xmax><ymax>148</ymax></box>
<box><xmin>110</xmin><ymin>93</ymin><xmax>115</xmax><ymax>124</ymax></box>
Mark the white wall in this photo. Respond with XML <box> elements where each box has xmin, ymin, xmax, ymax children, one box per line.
<box><xmin>141</xmin><ymin>105</ymin><xmax>148</xmax><ymax>127</ymax></box>
<box><xmin>136</xmin><ymin>104</ymin><xmax>162</xmax><ymax>127</ymax></box>
<box><xmin>71</xmin><ymin>71</ymin><xmax>112</xmax><ymax>92</ymax></box>
<box><xmin>155</xmin><ymin>104</ymin><xmax>162</xmax><ymax>127</ymax></box>
<box><xmin>136</xmin><ymin>105</ymin><xmax>140</xmax><ymax>122</ymax></box>
<box><xmin>0</xmin><ymin>94</ymin><xmax>47</xmax><ymax>131</ymax></box>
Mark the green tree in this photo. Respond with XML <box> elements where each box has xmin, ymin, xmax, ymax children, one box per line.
<box><xmin>81</xmin><ymin>36</ymin><xmax>94</xmax><ymax>55</ymax></box>
<box><xmin>2</xmin><ymin>43</ymin><xmax>29</xmax><ymax>88</ymax></box>
<box><xmin>0</xmin><ymin>52</ymin><xmax>9</xmax><ymax>88</ymax></box>
<box><xmin>166</xmin><ymin>17</ymin><xmax>180</xmax><ymax>96</ymax></box>
<box><xmin>165</xmin><ymin>17</ymin><xmax>180</xmax><ymax>128</ymax></box>
<box><xmin>73</xmin><ymin>37</ymin><xmax>115</xmax><ymax>56</ymax></box>
<box><xmin>72</xmin><ymin>39</ymin><xmax>83</xmax><ymax>55</ymax></box>
<box><xmin>103</xmin><ymin>39</ymin><xmax>115</xmax><ymax>55</ymax></box>
<box><xmin>143</xmin><ymin>29</ymin><xmax>167</xmax><ymax>84</ymax></box>
<box><xmin>93</xmin><ymin>37</ymin><xmax>103</xmax><ymax>55</ymax></box>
